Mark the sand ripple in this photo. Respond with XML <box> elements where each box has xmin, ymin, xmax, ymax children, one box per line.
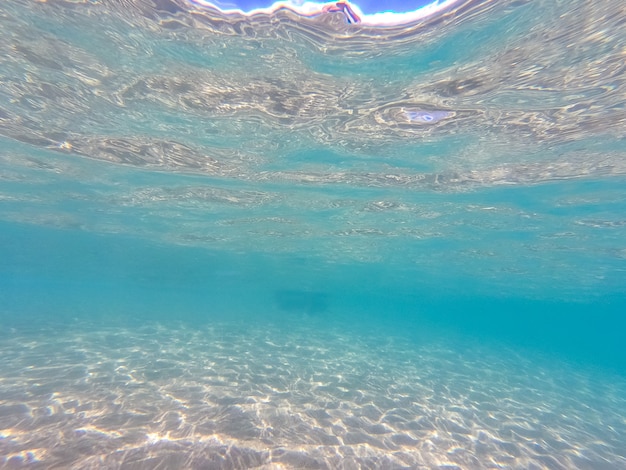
<box><xmin>1</xmin><ymin>320</ymin><xmax>625</xmax><ymax>469</ymax></box>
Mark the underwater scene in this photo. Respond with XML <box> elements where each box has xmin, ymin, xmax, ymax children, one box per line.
<box><xmin>1</xmin><ymin>0</ymin><xmax>626</xmax><ymax>468</ymax></box>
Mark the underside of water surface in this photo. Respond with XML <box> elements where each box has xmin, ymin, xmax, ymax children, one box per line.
<box><xmin>1</xmin><ymin>0</ymin><xmax>626</xmax><ymax>468</ymax></box>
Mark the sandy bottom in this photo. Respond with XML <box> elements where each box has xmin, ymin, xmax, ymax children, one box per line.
<box><xmin>0</xmin><ymin>318</ymin><xmax>625</xmax><ymax>469</ymax></box>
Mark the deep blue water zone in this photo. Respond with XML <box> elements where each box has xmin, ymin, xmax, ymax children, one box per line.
<box><xmin>3</xmin><ymin>220</ymin><xmax>625</xmax><ymax>374</ymax></box>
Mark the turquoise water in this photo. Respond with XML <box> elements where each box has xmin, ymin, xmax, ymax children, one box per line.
<box><xmin>1</xmin><ymin>0</ymin><xmax>626</xmax><ymax>468</ymax></box>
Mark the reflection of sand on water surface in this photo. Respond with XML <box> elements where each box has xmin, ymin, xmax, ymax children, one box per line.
<box><xmin>1</xmin><ymin>321</ymin><xmax>625</xmax><ymax>468</ymax></box>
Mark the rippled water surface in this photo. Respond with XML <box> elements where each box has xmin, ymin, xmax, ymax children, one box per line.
<box><xmin>1</xmin><ymin>0</ymin><xmax>626</xmax><ymax>468</ymax></box>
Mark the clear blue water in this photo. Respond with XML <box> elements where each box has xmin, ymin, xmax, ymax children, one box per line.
<box><xmin>1</xmin><ymin>0</ymin><xmax>626</xmax><ymax>468</ymax></box>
